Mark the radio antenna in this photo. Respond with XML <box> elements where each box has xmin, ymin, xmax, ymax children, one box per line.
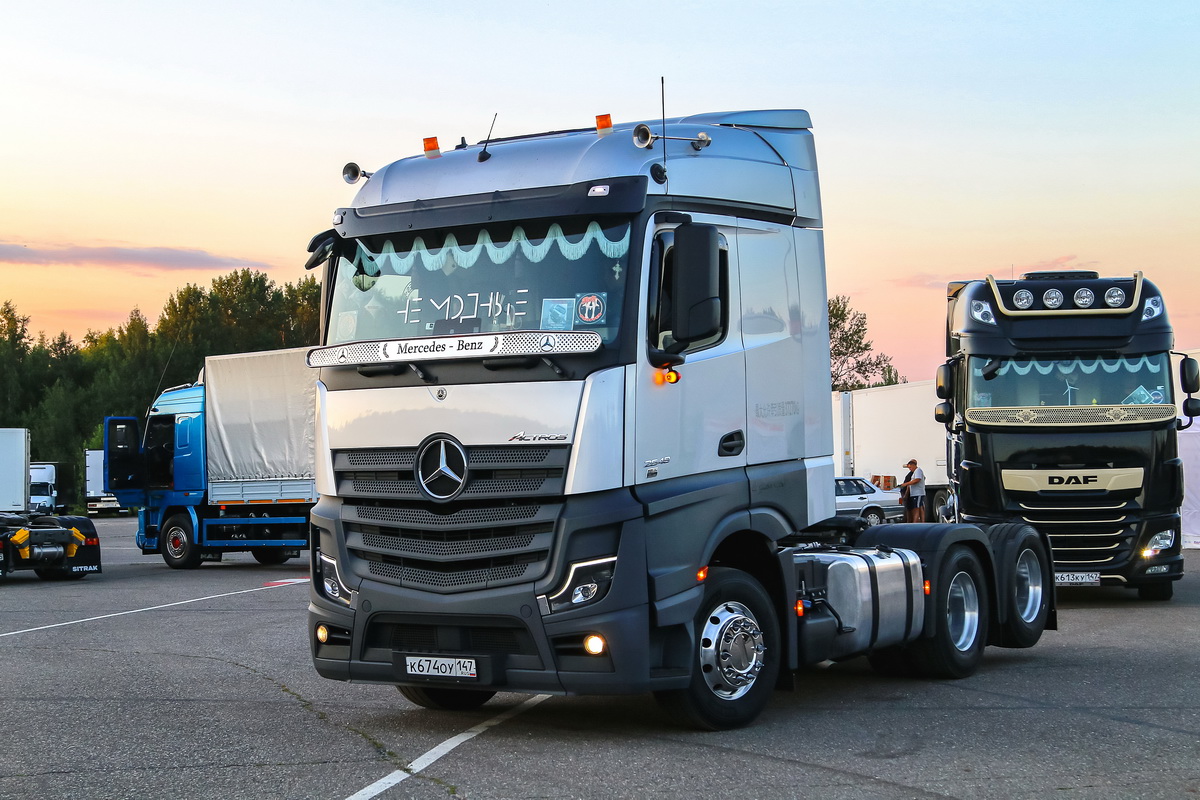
<box><xmin>478</xmin><ymin>113</ymin><xmax>498</xmax><ymax>162</ymax></box>
<box><xmin>660</xmin><ymin>78</ymin><xmax>668</xmax><ymax>179</ymax></box>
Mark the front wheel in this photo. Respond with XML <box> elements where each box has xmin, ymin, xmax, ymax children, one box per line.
<box><xmin>161</xmin><ymin>514</ymin><xmax>202</xmax><ymax>570</ymax></box>
<box><xmin>862</xmin><ymin>509</ymin><xmax>885</xmax><ymax>527</ymax></box>
<box><xmin>396</xmin><ymin>685</ymin><xmax>496</xmax><ymax>710</ymax></box>
<box><xmin>654</xmin><ymin>567</ymin><xmax>780</xmax><ymax>730</ymax></box>
<box><xmin>909</xmin><ymin>545</ymin><xmax>989</xmax><ymax>679</ymax></box>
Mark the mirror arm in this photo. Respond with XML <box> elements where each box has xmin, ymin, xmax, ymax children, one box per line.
<box><xmin>649</xmin><ymin>348</ymin><xmax>685</xmax><ymax>369</ymax></box>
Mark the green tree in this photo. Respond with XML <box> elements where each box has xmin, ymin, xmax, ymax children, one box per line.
<box><xmin>828</xmin><ymin>295</ymin><xmax>905</xmax><ymax>391</ymax></box>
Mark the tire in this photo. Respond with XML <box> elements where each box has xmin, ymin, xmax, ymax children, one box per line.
<box><xmin>396</xmin><ymin>685</ymin><xmax>497</xmax><ymax>710</ymax></box>
<box><xmin>654</xmin><ymin>567</ymin><xmax>780</xmax><ymax>731</ymax></box>
<box><xmin>994</xmin><ymin>527</ymin><xmax>1051</xmax><ymax>648</ymax></box>
<box><xmin>1137</xmin><ymin>582</ymin><xmax>1174</xmax><ymax>601</ymax></box>
<box><xmin>161</xmin><ymin>514</ymin><xmax>202</xmax><ymax>570</ymax></box>
<box><xmin>251</xmin><ymin>548</ymin><xmax>291</xmax><ymax>565</ymax></box>
<box><xmin>909</xmin><ymin>545</ymin><xmax>989</xmax><ymax>679</ymax></box>
<box><xmin>862</xmin><ymin>509</ymin><xmax>885</xmax><ymax>527</ymax></box>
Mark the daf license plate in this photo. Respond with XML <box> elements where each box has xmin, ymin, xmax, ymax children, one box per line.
<box><xmin>405</xmin><ymin>656</ymin><xmax>477</xmax><ymax>679</ymax></box>
<box><xmin>1055</xmin><ymin>571</ymin><xmax>1101</xmax><ymax>586</ymax></box>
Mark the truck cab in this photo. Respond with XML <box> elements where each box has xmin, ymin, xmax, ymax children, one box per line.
<box><xmin>937</xmin><ymin>271</ymin><xmax>1200</xmax><ymax>600</ymax></box>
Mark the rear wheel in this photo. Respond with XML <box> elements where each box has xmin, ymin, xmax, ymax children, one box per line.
<box><xmin>993</xmin><ymin>525</ymin><xmax>1051</xmax><ymax>648</ymax></box>
<box><xmin>1137</xmin><ymin>582</ymin><xmax>1174</xmax><ymax>601</ymax></box>
<box><xmin>654</xmin><ymin>567</ymin><xmax>780</xmax><ymax>730</ymax></box>
<box><xmin>161</xmin><ymin>514</ymin><xmax>202</xmax><ymax>569</ymax></box>
<box><xmin>396</xmin><ymin>685</ymin><xmax>496</xmax><ymax>710</ymax></box>
<box><xmin>909</xmin><ymin>545</ymin><xmax>989</xmax><ymax>679</ymax></box>
<box><xmin>862</xmin><ymin>509</ymin><xmax>885</xmax><ymax>527</ymax></box>
<box><xmin>251</xmin><ymin>548</ymin><xmax>291</xmax><ymax>565</ymax></box>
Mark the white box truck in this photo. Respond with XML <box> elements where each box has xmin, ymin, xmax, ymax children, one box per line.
<box><xmin>85</xmin><ymin>449</ymin><xmax>123</xmax><ymax>515</ymax></box>
<box><xmin>832</xmin><ymin>381</ymin><xmax>952</xmax><ymax>511</ymax></box>
<box><xmin>1</xmin><ymin>428</ymin><xmax>102</xmax><ymax>580</ymax></box>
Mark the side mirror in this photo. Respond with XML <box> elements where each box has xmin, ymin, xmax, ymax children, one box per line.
<box><xmin>935</xmin><ymin>363</ymin><xmax>953</xmax><ymax>399</ymax></box>
<box><xmin>671</xmin><ymin>224</ymin><xmax>721</xmax><ymax>345</ymax></box>
<box><xmin>1184</xmin><ymin>397</ymin><xmax>1200</xmax><ymax>419</ymax></box>
<box><xmin>1181</xmin><ymin>357</ymin><xmax>1199</xmax><ymax>395</ymax></box>
<box><xmin>934</xmin><ymin>402</ymin><xmax>954</xmax><ymax>425</ymax></box>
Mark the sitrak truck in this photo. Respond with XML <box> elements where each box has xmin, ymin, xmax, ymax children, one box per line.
<box><xmin>935</xmin><ymin>272</ymin><xmax>1199</xmax><ymax>601</ymax></box>
<box><xmin>1</xmin><ymin>428</ymin><xmax>102</xmax><ymax>580</ymax></box>
<box><xmin>302</xmin><ymin>109</ymin><xmax>1054</xmax><ymax>729</ymax></box>
<box><xmin>105</xmin><ymin>348</ymin><xmax>316</xmax><ymax>569</ymax></box>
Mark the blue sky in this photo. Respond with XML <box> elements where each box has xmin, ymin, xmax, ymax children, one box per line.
<box><xmin>2</xmin><ymin>0</ymin><xmax>1197</xmax><ymax>378</ymax></box>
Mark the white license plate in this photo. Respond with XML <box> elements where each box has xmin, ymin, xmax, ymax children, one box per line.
<box><xmin>1055</xmin><ymin>571</ymin><xmax>1101</xmax><ymax>586</ymax></box>
<box><xmin>405</xmin><ymin>656</ymin><xmax>477</xmax><ymax>679</ymax></box>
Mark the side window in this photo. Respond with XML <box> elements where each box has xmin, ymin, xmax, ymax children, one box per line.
<box><xmin>648</xmin><ymin>229</ymin><xmax>729</xmax><ymax>355</ymax></box>
<box><xmin>835</xmin><ymin>479</ymin><xmax>852</xmax><ymax>496</ymax></box>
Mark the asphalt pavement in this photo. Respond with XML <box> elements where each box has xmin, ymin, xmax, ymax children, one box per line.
<box><xmin>1</xmin><ymin>517</ymin><xmax>1197</xmax><ymax>799</ymax></box>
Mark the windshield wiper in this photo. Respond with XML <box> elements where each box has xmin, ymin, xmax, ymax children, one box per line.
<box><xmin>356</xmin><ymin>362</ymin><xmax>437</xmax><ymax>383</ymax></box>
<box><xmin>482</xmin><ymin>355</ymin><xmax>570</xmax><ymax>378</ymax></box>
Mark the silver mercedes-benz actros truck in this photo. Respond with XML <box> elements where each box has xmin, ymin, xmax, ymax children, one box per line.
<box><xmin>302</xmin><ymin>109</ymin><xmax>1053</xmax><ymax>729</ymax></box>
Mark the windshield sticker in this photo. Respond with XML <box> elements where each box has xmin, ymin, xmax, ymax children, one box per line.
<box><xmin>1123</xmin><ymin>386</ymin><xmax>1154</xmax><ymax>405</ymax></box>
<box><xmin>336</xmin><ymin>312</ymin><xmax>358</xmax><ymax>341</ymax></box>
<box><xmin>541</xmin><ymin>298</ymin><xmax>576</xmax><ymax>331</ymax></box>
<box><xmin>576</xmin><ymin>293</ymin><xmax>607</xmax><ymax>325</ymax></box>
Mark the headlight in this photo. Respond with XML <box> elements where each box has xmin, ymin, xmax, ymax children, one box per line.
<box><xmin>970</xmin><ymin>300</ymin><xmax>997</xmax><ymax>325</ymax></box>
<box><xmin>1142</xmin><ymin>296</ymin><xmax>1163</xmax><ymax>320</ymax></box>
<box><xmin>314</xmin><ymin>549</ymin><xmax>354</xmax><ymax>607</ymax></box>
<box><xmin>1142</xmin><ymin>531</ymin><xmax>1175</xmax><ymax>558</ymax></box>
<box><xmin>542</xmin><ymin>557</ymin><xmax>616</xmax><ymax>614</ymax></box>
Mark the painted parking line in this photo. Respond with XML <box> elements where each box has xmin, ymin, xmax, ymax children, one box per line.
<box><xmin>0</xmin><ymin>580</ymin><xmax>308</xmax><ymax>638</ymax></box>
<box><xmin>346</xmin><ymin>694</ymin><xmax>550</xmax><ymax>800</ymax></box>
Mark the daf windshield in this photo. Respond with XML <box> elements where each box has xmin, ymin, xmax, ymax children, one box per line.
<box><xmin>967</xmin><ymin>354</ymin><xmax>1174</xmax><ymax>407</ymax></box>
<box><xmin>327</xmin><ymin>217</ymin><xmax>631</xmax><ymax>346</ymax></box>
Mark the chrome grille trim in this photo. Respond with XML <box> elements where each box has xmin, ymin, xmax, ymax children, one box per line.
<box><xmin>966</xmin><ymin>405</ymin><xmax>1176</xmax><ymax>426</ymax></box>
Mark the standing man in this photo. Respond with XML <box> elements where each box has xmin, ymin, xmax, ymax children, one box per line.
<box><xmin>899</xmin><ymin>459</ymin><xmax>926</xmax><ymax>523</ymax></box>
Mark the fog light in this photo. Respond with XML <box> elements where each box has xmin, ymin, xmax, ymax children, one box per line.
<box><xmin>1146</xmin><ymin>565</ymin><xmax>1169</xmax><ymax>575</ymax></box>
<box><xmin>1142</xmin><ymin>531</ymin><xmax>1175</xmax><ymax>558</ymax></box>
<box><xmin>583</xmin><ymin>634</ymin><xmax>606</xmax><ymax>655</ymax></box>
<box><xmin>316</xmin><ymin>624</ymin><xmax>330</xmax><ymax>644</ymax></box>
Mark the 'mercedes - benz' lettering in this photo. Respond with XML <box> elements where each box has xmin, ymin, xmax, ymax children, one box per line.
<box><xmin>396</xmin><ymin>341</ymin><xmax>447</xmax><ymax>354</ymax></box>
<box><xmin>1048</xmin><ymin>475</ymin><xmax>1099</xmax><ymax>485</ymax></box>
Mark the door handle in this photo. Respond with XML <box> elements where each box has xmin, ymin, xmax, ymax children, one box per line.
<box><xmin>718</xmin><ymin>430</ymin><xmax>745</xmax><ymax>457</ymax></box>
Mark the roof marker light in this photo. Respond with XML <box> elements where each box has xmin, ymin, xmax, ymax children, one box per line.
<box><xmin>423</xmin><ymin>137</ymin><xmax>441</xmax><ymax>159</ymax></box>
<box><xmin>595</xmin><ymin>114</ymin><xmax>613</xmax><ymax>137</ymax></box>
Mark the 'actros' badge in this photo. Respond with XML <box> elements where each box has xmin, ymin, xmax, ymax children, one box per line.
<box><xmin>415</xmin><ymin>436</ymin><xmax>469</xmax><ymax>501</ymax></box>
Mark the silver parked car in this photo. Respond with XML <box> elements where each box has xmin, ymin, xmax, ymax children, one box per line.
<box><xmin>834</xmin><ymin>476</ymin><xmax>904</xmax><ymax>526</ymax></box>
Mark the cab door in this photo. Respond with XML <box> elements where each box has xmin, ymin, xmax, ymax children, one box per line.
<box><xmin>104</xmin><ymin>416</ymin><xmax>147</xmax><ymax>510</ymax></box>
<box><xmin>632</xmin><ymin>218</ymin><xmax>747</xmax><ymax>487</ymax></box>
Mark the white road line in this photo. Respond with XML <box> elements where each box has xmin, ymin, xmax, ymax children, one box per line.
<box><xmin>346</xmin><ymin>694</ymin><xmax>550</xmax><ymax>800</ymax></box>
<box><xmin>0</xmin><ymin>582</ymin><xmax>307</xmax><ymax>638</ymax></box>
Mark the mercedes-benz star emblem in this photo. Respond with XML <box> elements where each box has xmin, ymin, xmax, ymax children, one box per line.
<box><xmin>415</xmin><ymin>436</ymin><xmax>468</xmax><ymax>501</ymax></box>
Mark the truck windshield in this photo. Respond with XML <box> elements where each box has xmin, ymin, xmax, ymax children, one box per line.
<box><xmin>327</xmin><ymin>217</ymin><xmax>631</xmax><ymax>346</ymax></box>
<box><xmin>967</xmin><ymin>353</ymin><xmax>1174</xmax><ymax>407</ymax></box>
<box><xmin>29</xmin><ymin>482</ymin><xmax>52</xmax><ymax>495</ymax></box>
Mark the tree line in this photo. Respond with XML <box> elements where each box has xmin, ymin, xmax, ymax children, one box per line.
<box><xmin>0</xmin><ymin>269</ymin><xmax>320</xmax><ymax>510</ymax></box>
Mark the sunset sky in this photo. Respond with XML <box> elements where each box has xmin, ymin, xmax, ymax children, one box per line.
<box><xmin>2</xmin><ymin>0</ymin><xmax>1196</xmax><ymax>381</ymax></box>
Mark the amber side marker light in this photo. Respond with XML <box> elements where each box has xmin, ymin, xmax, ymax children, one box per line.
<box><xmin>424</xmin><ymin>137</ymin><xmax>441</xmax><ymax>159</ymax></box>
<box><xmin>595</xmin><ymin>114</ymin><xmax>613</xmax><ymax>137</ymax></box>
<box><xmin>924</xmin><ymin>580</ymin><xmax>931</xmax><ymax>596</ymax></box>
<box><xmin>795</xmin><ymin>599</ymin><xmax>805</xmax><ymax>618</ymax></box>
<box><xmin>696</xmin><ymin>566</ymin><xmax>709</xmax><ymax>583</ymax></box>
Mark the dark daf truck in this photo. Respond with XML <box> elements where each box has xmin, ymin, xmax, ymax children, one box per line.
<box><xmin>936</xmin><ymin>271</ymin><xmax>1200</xmax><ymax>600</ymax></box>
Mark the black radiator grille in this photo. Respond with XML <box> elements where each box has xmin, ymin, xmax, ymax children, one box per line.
<box><xmin>1014</xmin><ymin>492</ymin><xmax>1139</xmax><ymax>569</ymax></box>
<box><xmin>335</xmin><ymin>444</ymin><xmax>568</xmax><ymax>593</ymax></box>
